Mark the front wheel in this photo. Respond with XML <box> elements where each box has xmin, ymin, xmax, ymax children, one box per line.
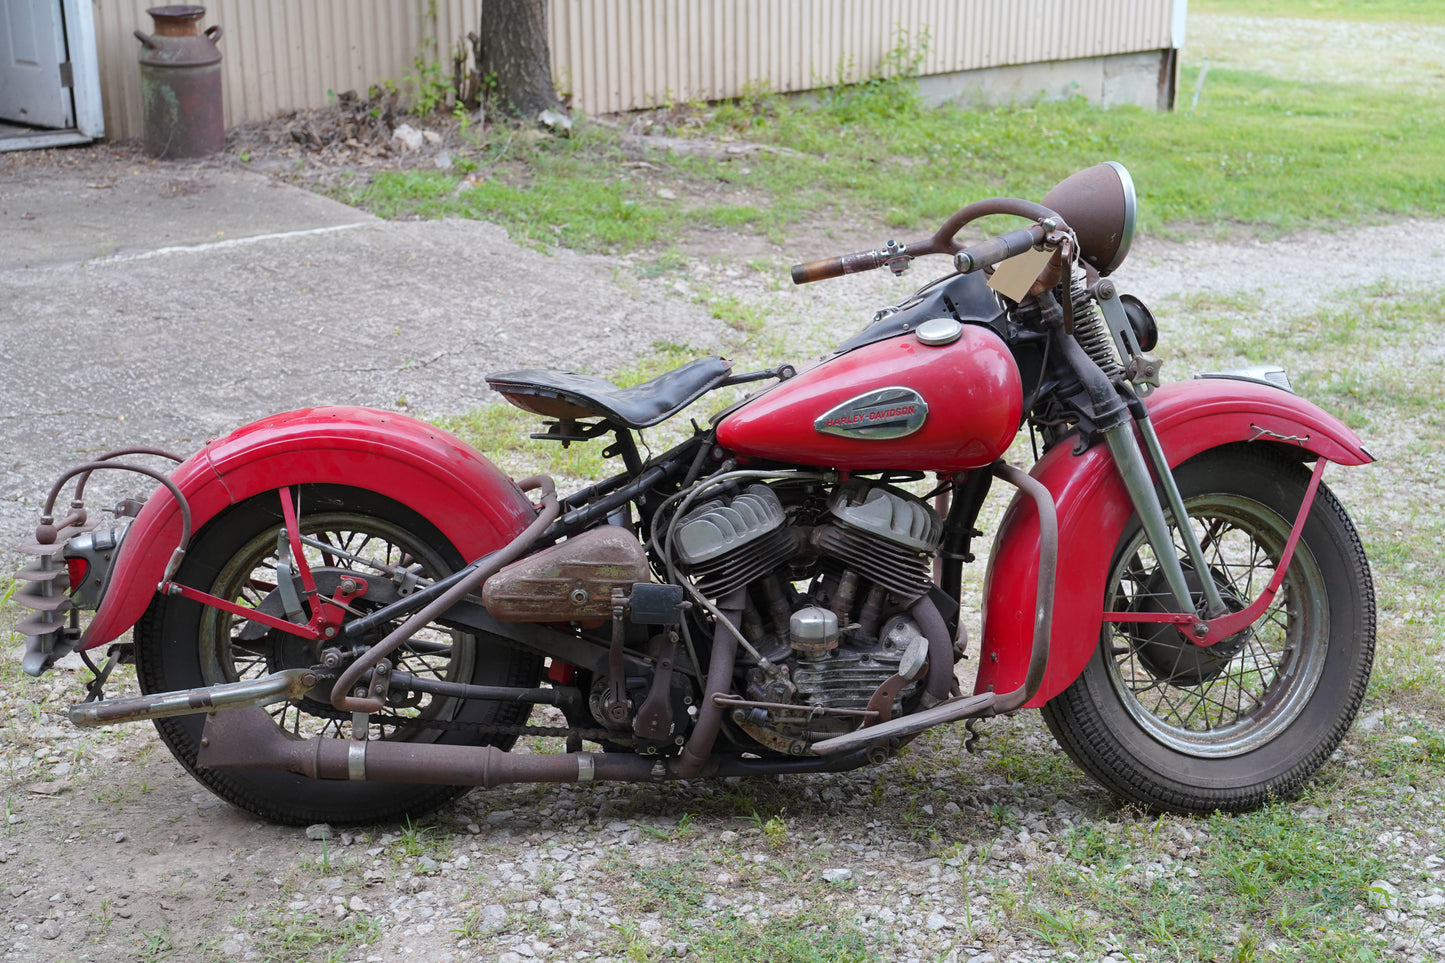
<box><xmin>135</xmin><ymin>485</ymin><xmax>542</xmax><ymax>825</ymax></box>
<box><xmin>1042</xmin><ymin>446</ymin><xmax>1375</xmax><ymax>814</ymax></box>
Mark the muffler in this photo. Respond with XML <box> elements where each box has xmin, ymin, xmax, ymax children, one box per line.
<box><xmin>193</xmin><ymin>704</ymin><xmax>883</xmax><ymax>788</ymax></box>
<box><xmin>195</xmin><ymin>705</ymin><xmax>659</xmax><ymax>786</ymax></box>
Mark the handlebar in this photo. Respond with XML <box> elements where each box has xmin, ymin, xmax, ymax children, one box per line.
<box><xmin>790</xmin><ymin>248</ymin><xmax>893</xmax><ymax>285</ymax></box>
<box><xmin>789</xmin><ymin>197</ymin><xmax>1062</xmax><ymax>285</ymax></box>
<box><xmin>953</xmin><ymin>224</ymin><xmax>1049</xmax><ymax>274</ymax></box>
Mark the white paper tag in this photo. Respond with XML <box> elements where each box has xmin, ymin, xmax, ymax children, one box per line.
<box><xmin>987</xmin><ymin>247</ymin><xmax>1054</xmax><ymax>302</ymax></box>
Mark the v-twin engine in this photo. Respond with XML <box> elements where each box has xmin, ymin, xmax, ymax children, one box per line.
<box><xmin>674</xmin><ymin>478</ymin><xmax>950</xmax><ymax>752</ymax></box>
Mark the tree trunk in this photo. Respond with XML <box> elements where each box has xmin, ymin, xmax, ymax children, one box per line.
<box><xmin>478</xmin><ymin>0</ymin><xmax>563</xmax><ymax>118</ymax></box>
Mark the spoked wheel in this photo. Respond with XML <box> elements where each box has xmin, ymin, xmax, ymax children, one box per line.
<box><xmin>1042</xmin><ymin>446</ymin><xmax>1375</xmax><ymax>814</ymax></box>
<box><xmin>135</xmin><ymin>485</ymin><xmax>541</xmax><ymax>825</ymax></box>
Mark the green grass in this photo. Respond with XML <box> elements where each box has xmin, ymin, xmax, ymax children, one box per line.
<box><xmin>336</xmin><ymin>41</ymin><xmax>1445</xmax><ymax>256</ymax></box>
<box><xmin>1016</xmin><ymin>805</ymin><xmax>1391</xmax><ymax>960</ymax></box>
<box><xmin>1195</xmin><ymin>0</ymin><xmax>1445</xmax><ymax>23</ymax></box>
<box><xmin>335</xmin><ymin>154</ymin><xmax>676</xmax><ymax>252</ymax></box>
<box><xmin>736</xmin><ymin>64</ymin><xmax>1443</xmax><ymax>236</ymax></box>
<box><xmin>241</xmin><ymin>911</ymin><xmax>382</xmax><ymax>963</ymax></box>
<box><xmin>390</xmin><ymin>816</ymin><xmax>453</xmax><ymax>863</ymax></box>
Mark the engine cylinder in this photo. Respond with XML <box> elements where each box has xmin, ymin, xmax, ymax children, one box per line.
<box><xmin>673</xmin><ymin>485</ymin><xmax>796</xmax><ymax>599</ymax></box>
<box><xmin>813</xmin><ymin>482</ymin><xmax>942</xmax><ymax>604</ymax></box>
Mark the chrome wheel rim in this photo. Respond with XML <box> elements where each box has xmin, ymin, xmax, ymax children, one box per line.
<box><xmin>1104</xmin><ymin>493</ymin><xmax>1329</xmax><ymax>757</ymax></box>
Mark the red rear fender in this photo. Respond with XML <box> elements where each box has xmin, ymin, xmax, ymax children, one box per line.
<box><xmin>80</xmin><ymin>407</ymin><xmax>536</xmax><ymax>649</ymax></box>
<box><xmin>974</xmin><ymin>378</ymin><xmax>1372</xmax><ymax>707</ymax></box>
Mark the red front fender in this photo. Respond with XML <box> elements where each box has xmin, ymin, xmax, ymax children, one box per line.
<box><xmin>80</xmin><ymin>407</ymin><xmax>537</xmax><ymax>649</ymax></box>
<box><xmin>974</xmin><ymin>378</ymin><xmax>1372</xmax><ymax>707</ymax></box>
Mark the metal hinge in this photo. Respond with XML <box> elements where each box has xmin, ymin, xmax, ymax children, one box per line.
<box><xmin>59</xmin><ymin>62</ymin><xmax>73</xmax><ymax>88</ymax></box>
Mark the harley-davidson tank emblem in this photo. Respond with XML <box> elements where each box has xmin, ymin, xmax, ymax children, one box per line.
<box><xmin>814</xmin><ymin>387</ymin><xmax>929</xmax><ymax>440</ymax></box>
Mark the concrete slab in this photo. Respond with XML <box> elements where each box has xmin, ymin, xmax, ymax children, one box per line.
<box><xmin>0</xmin><ymin>160</ymin><xmax>733</xmax><ymax>563</ymax></box>
<box><xmin>1</xmin><ymin>163</ymin><xmax>374</xmax><ymax>269</ymax></box>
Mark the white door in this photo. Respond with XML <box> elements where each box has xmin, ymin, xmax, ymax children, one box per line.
<box><xmin>0</xmin><ymin>0</ymin><xmax>73</xmax><ymax>129</ymax></box>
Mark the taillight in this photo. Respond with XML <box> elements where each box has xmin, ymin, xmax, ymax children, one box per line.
<box><xmin>65</xmin><ymin>557</ymin><xmax>89</xmax><ymax>592</ymax></box>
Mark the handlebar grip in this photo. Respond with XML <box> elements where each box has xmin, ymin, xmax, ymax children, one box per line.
<box><xmin>954</xmin><ymin>225</ymin><xmax>1047</xmax><ymax>274</ymax></box>
<box><xmin>791</xmin><ymin>249</ymin><xmax>884</xmax><ymax>285</ymax></box>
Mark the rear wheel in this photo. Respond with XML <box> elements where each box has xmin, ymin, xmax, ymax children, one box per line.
<box><xmin>1042</xmin><ymin>446</ymin><xmax>1374</xmax><ymax>814</ymax></box>
<box><xmin>135</xmin><ymin>485</ymin><xmax>541</xmax><ymax>825</ymax></box>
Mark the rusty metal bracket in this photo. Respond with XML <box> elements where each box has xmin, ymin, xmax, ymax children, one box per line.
<box><xmin>633</xmin><ymin>631</ymin><xmax>679</xmax><ymax>742</ymax></box>
<box><xmin>604</xmin><ymin>590</ymin><xmax>631</xmax><ymax>725</ymax></box>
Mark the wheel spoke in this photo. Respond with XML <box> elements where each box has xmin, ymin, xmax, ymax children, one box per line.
<box><xmin>1102</xmin><ymin>485</ymin><xmax>1333</xmax><ymax>755</ymax></box>
<box><xmin>137</xmin><ymin>486</ymin><xmax>545</xmax><ymax>824</ymax></box>
<box><xmin>193</xmin><ymin>500</ymin><xmax>490</xmax><ymax>745</ymax></box>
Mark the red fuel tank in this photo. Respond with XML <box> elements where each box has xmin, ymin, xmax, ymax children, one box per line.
<box><xmin>716</xmin><ymin>324</ymin><xmax>1023</xmax><ymax>472</ymax></box>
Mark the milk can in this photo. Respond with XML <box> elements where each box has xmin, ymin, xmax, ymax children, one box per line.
<box><xmin>134</xmin><ymin>5</ymin><xmax>224</xmax><ymax>159</ymax></box>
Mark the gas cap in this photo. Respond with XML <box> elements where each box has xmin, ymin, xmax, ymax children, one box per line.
<box><xmin>915</xmin><ymin>318</ymin><xmax>962</xmax><ymax>346</ymax></box>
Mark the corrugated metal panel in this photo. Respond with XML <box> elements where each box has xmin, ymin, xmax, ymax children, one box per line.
<box><xmin>93</xmin><ymin>0</ymin><xmax>1173</xmax><ymax>139</ymax></box>
<box><xmin>549</xmin><ymin>0</ymin><xmax>1174</xmax><ymax>115</ymax></box>
<box><xmin>94</xmin><ymin>0</ymin><xmax>478</xmax><ymax>139</ymax></box>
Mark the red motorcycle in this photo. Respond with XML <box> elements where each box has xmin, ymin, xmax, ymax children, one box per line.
<box><xmin>14</xmin><ymin>163</ymin><xmax>1375</xmax><ymax>824</ymax></box>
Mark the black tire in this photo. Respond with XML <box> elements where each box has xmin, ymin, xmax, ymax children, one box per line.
<box><xmin>135</xmin><ymin>485</ymin><xmax>541</xmax><ymax>825</ymax></box>
<box><xmin>1041</xmin><ymin>445</ymin><xmax>1375</xmax><ymax>814</ymax></box>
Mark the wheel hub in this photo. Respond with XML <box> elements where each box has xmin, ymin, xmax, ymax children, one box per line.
<box><xmin>1130</xmin><ymin>564</ymin><xmax>1251</xmax><ymax>686</ymax></box>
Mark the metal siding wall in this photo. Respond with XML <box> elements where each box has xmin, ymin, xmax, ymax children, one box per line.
<box><xmin>92</xmin><ymin>1</ymin><xmax>1173</xmax><ymax>138</ymax></box>
<box><xmin>93</xmin><ymin>0</ymin><xmax>479</xmax><ymax>140</ymax></box>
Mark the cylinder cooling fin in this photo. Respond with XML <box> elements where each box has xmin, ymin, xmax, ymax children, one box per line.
<box><xmin>673</xmin><ymin>485</ymin><xmax>796</xmax><ymax>599</ymax></box>
<box><xmin>814</xmin><ymin>481</ymin><xmax>942</xmax><ymax>604</ymax></box>
<box><xmin>674</xmin><ymin>485</ymin><xmax>785</xmax><ymax>564</ymax></box>
<box><xmin>826</xmin><ymin>481</ymin><xmax>942</xmax><ymax>551</ymax></box>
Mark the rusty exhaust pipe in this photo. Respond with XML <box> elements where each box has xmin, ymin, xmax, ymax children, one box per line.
<box><xmin>197</xmin><ymin>705</ymin><xmax>661</xmax><ymax>786</ymax></box>
<box><xmin>671</xmin><ymin>587</ymin><xmax>745</xmax><ymax>778</ymax></box>
<box><xmin>196</xmin><ymin>704</ymin><xmax>879</xmax><ymax>788</ymax></box>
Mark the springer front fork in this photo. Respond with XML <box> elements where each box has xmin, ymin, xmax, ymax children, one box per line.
<box><xmin>1102</xmin><ymin>410</ymin><xmax>1227</xmax><ymax>629</ymax></box>
<box><xmin>1044</xmin><ymin>278</ymin><xmax>1317</xmax><ymax>645</ymax></box>
<box><xmin>1100</xmin><ymin>395</ymin><xmax>1329</xmax><ymax>648</ymax></box>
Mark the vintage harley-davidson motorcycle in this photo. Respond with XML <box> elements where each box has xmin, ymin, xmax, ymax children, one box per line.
<box><xmin>14</xmin><ymin>163</ymin><xmax>1375</xmax><ymax>825</ymax></box>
